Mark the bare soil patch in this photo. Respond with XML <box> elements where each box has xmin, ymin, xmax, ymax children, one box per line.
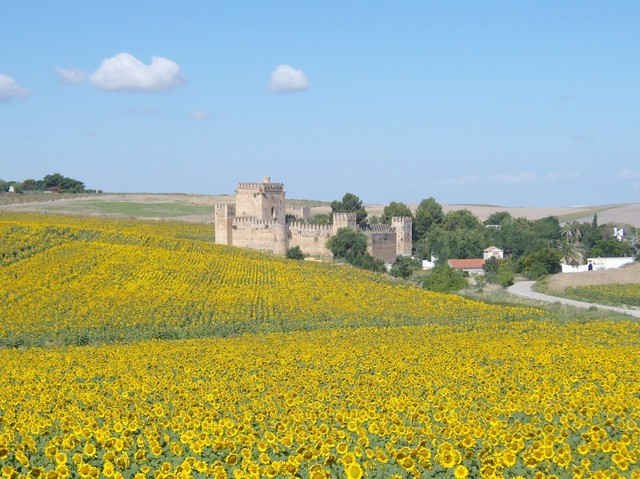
<box><xmin>542</xmin><ymin>263</ymin><xmax>640</xmax><ymax>293</ymax></box>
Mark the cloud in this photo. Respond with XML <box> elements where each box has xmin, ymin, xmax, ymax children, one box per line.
<box><xmin>269</xmin><ymin>64</ymin><xmax>309</xmax><ymax>92</ymax></box>
<box><xmin>489</xmin><ymin>172</ymin><xmax>537</xmax><ymax>184</ymax></box>
<box><xmin>0</xmin><ymin>74</ymin><xmax>29</xmax><ymax>101</ymax></box>
<box><xmin>190</xmin><ymin>110</ymin><xmax>209</xmax><ymax>121</ymax></box>
<box><xmin>544</xmin><ymin>171</ymin><xmax>582</xmax><ymax>182</ymax></box>
<box><xmin>55</xmin><ymin>67</ymin><xmax>86</xmax><ymax>84</ymax></box>
<box><xmin>619</xmin><ymin>168</ymin><xmax>640</xmax><ymax>180</ymax></box>
<box><xmin>90</xmin><ymin>53</ymin><xmax>184</xmax><ymax>92</ymax></box>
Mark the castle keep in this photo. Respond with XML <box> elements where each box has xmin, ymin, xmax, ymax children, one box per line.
<box><xmin>215</xmin><ymin>177</ymin><xmax>412</xmax><ymax>263</ymax></box>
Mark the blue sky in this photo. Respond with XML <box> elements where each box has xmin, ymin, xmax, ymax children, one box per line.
<box><xmin>1</xmin><ymin>1</ymin><xmax>639</xmax><ymax>205</ymax></box>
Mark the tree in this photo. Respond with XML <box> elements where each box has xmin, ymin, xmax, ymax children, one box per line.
<box><xmin>422</xmin><ymin>264</ymin><xmax>467</xmax><ymax>292</ymax></box>
<box><xmin>21</xmin><ymin>179</ymin><xmax>38</xmax><ymax>191</ymax></box>
<box><xmin>443</xmin><ymin>210</ymin><xmax>482</xmax><ymax>231</ymax></box>
<box><xmin>327</xmin><ymin>228</ymin><xmax>384</xmax><ymax>272</ymax></box>
<box><xmin>327</xmin><ymin>228</ymin><xmax>368</xmax><ymax>259</ymax></box>
<box><xmin>414</xmin><ymin>197</ymin><xmax>444</xmax><ymax>240</ymax></box>
<box><xmin>590</xmin><ymin>240</ymin><xmax>634</xmax><ymax>258</ymax></box>
<box><xmin>286</xmin><ymin>246</ymin><xmax>305</xmax><ymax>260</ymax></box>
<box><xmin>381</xmin><ymin>202</ymin><xmax>412</xmax><ymax>224</ymax></box>
<box><xmin>484</xmin><ymin>211</ymin><xmax>512</xmax><ymax>226</ymax></box>
<box><xmin>331</xmin><ymin>193</ymin><xmax>367</xmax><ymax>225</ymax></box>
<box><xmin>519</xmin><ymin>248</ymin><xmax>562</xmax><ymax>280</ymax></box>
<box><xmin>390</xmin><ymin>256</ymin><xmax>421</xmax><ymax>279</ymax></box>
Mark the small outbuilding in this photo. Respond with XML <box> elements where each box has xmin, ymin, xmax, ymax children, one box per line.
<box><xmin>448</xmin><ymin>258</ymin><xmax>485</xmax><ymax>275</ymax></box>
<box><xmin>483</xmin><ymin>246</ymin><xmax>504</xmax><ymax>261</ymax></box>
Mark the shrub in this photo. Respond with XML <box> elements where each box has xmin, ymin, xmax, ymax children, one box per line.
<box><xmin>286</xmin><ymin>246</ymin><xmax>305</xmax><ymax>260</ymax></box>
<box><xmin>519</xmin><ymin>248</ymin><xmax>561</xmax><ymax>280</ymax></box>
<box><xmin>390</xmin><ymin>256</ymin><xmax>421</xmax><ymax>279</ymax></box>
<box><xmin>422</xmin><ymin>264</ymin><xmax>467</xmax><ymax>292</ymax></box>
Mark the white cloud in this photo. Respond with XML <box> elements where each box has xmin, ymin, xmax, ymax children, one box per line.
<box><xmin>619</xmin><ymin>168</ymin><xmax>640</xmax><ymax>180</ymax></box>
<box><xmin>269</xmin><ymin>64</ymin><xmax>309</xmax><ymax>93</ymax></box>
<box><xmin>544</xmin><ymin>171</ymin><xmax>582</xmax><ymax>182</ymax></box>
<box><xmin>190</xmin><ymin>110</ymin><xmax>209</xmax><ymax>121</ymax></box>
<box><xmin>489</xmin><ymin>172</ymin><xmax>537</xmax><ymax>184</ymax></box>
<box><xmin>90</xmin><ymin>53</ymin><xmax>184</xmax><ymax>92</ymax></box>
<box><xmin>0</xmin><ymin>74</ymin><xmax>29</xmax><ymax>101</ymax></box>
<box><xmin>55</xmin><ymin>67</ymin><xmax>86</xmax><ymax>84</ymax></box>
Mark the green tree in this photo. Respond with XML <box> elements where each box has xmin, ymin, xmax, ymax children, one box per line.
<box><xmin>390</xmin><ymin>256</ymin><xmax>421</xmax><ymax>279</ymax></box>
<box><xmin>381</xmin><ymin>202</ymin><xmax>412</xmax><ymax>224</ymax></box>
<box><xmin>484</xmin><ymin>211</ymin><xmax>512</xmax><ymax>226</ymax></box>
<box><xmin>590</xmin><ymin>240</ymin><xmax>634</xmax><ymax>257</ymax></box>
<box><xmin>414</xmin><ymin>197</ymin><xmax>444</xmax><ymax>240</ymax></box>
<box><xmin>21</xmin><ymin>179</ymin><xmax>38</xmax><ymax>191</ymax></box>
<box><xmin>331</xmin><ymin>193</ymin><xmax>368</xmax><ymax>225</ymax></box>
<box><xmin>327</xmin><ymin>228</ymin><xmax>384</xmax><ymax>272</ymax></box>
<box><xmin>422</xmin><ymin>264</ymin><xmax>467</xmax><ymax>292</ymax></box>
<box><xmin>519</xmin><ymin>248</ymin><xmax>562</xmax><ymax>280</ymax></box>
<box><xmin>286</xmin><ymin>246</ymin><xmax>305</xmax><ymax>260</ymax></box>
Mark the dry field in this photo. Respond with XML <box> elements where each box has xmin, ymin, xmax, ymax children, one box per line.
<box><xmin>1</xmin><ymin>193</ymin><xmax>639</xmax><ymax>226</ymax></box>
<box><xmin>542</xmin><ymin>263</ymin><xmax>640</xmax><ymax>294</ymax></box>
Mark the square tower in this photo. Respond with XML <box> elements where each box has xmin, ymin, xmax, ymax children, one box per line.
<box><xmin>235</xmin><ymin>176</ymin><xmax>285</xmax><ymax>222</ymax></box>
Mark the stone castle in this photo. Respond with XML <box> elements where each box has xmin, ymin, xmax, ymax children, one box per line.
<box><xmin>214</xmin><ymin>177</ymin><xmax>412</xmax><ymax>263</ymax></box>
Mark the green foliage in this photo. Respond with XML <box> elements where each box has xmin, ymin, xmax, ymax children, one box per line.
<box><xmin>589</xmin><ymin>239</ymin><xmax>634</xmax><ymax>258</ymax></box>
<box><xmin>422</xmin><ymin>264</ymin><xmax>467</xmax><ymax>292</ymax></box>
<box><xmin>427</xmin><ymin>224</ymin><xmax>488</xmax><ymax>260</ymax></box>
<box><xmin>2</xmin><ymin>173</ymin><xmax>87</xmax><ymax>193</ymax></box>
<box><xmin>484</xmin><ymin>258</ymin><xmax>515</xmax><ymax>287</ymax></box>
<box><xmin>390</xmin><ymin>256</ymin><xmax>421</xmax><ymax>279</ymax></box>
<box><xmin>331</xmin><ymin>193</ymin><xmax>367</xmax><ymax>225</ymax></box>
<box><xmin>484</xmin><ymin>211</ymin><xmax>512</xmax><ymax>226</ymax></box>
<box><xmin>327</xmin><ymin>228</ymin><xmax>385</xmax><ymax>272</ymax></box>
<box><xmin>519</xmin><ymin>248</ymin><xmax>561</xmax><ymax>280</ymax></box>
<box><xmin>496</xmin><ymin>262</ymin><xmax>515</xmax><ymax>287</ymax></box>
<box><xmin>381</xmin><ymin>202</ymin><xmax>412</xmax><ymax>224</ymax></box>
<box><xmin>286</xmin><ymin>246</ymin><xmax>305</xmax><ymax>260</ymax></box>
<box><xmin>414</xmin><ymin>197</ymin><xmax>444</xmax><ymax>240</ymax></box>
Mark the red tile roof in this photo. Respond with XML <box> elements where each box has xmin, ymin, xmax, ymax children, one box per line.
<box><xmin>448</xmin><ymin>258</ymin><xmax>485</xmax><ymax>270</ymax></box>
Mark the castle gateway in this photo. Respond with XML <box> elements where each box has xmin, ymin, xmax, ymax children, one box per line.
<box><xmin>215</xmin><ymin>177</ymin><xmax>412</xmax><ymax>264</ymax></box>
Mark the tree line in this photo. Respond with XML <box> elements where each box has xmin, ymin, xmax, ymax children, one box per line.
<box><xmin>1</xmin><ymin>173</ymin><xmax>92</xmax><ymax>194</ymax></box>
<box><xmin>289</xmin><ymin>192</ymin><xmax>639</xmax><ymax>290</ymax></box>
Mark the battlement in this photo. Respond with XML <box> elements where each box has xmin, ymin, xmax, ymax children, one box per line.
<box><xmin>361</xmin><ymin>224</ymin><xmax>394</xmax><ymax>233</ymax></box>
<box><xmin>237</xmin><ymin>182</ymin><xmax>284</xmax><ymax>193</ymax></box>
<box><xmin>289</xmin><ymin>221</ymin><xmax>333</xmax><ymax>234</ymax></box>
<box><xmin>215</xmin><ymin>202</ymin><xmax>235</xmax><ymax>214</ymax></box>
<box><xmin>232</xmin><ymin>216</ymin><xmax>285</xmax><ymax>227</ymax></box>
<box><xmin>391</xmin><ymin>216</ymin><xmax>412</xmax><ymax>225</ymax></box>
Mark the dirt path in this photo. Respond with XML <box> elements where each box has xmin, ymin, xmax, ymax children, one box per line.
<box><xmin>507</xmin><ymin>281</ymin><xmax>640</xmax><ymax>318</ymax></box>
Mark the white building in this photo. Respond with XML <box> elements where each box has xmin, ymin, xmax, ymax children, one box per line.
<box><xmin>483</xmin><ymin>246</ymin><xmax>504</xmax><ymax>261</ymax></box>
<box><xmin>560</xmin><ymin>257</ymin><xmax>635</xmax><ymax>273</ymax></box>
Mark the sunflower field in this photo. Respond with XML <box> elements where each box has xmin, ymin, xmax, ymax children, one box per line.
<box><xmin>1</xmin><ymin>213</ymin><xmax>639</xmax><ymax>478</ymax></box>
<box><xmin>564</xmin><ymin>284</ymin><xmax>640</xmax><ymax>308</ymax></box>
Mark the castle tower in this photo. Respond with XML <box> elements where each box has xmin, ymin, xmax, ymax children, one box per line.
<box><xmin>235</xmin><ymin>177</ymin><xmax>285</xmax><ymax>222</ymax></box>
<box><xmin>392</xmin><ymin>216</ymin><xmax>413</xmax><ymax>257</ymax></box>
<box><xmin>332</xmin><ymin>212</ymin><xmax>357</xmax><ymax>234</ymax></box>
<box><xmin>214</xmin><ymin>203</ymin><xmax>235</xmax><ymax>245</ymax></box>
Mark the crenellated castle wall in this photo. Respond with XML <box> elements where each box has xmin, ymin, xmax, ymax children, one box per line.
<box><xmin>288</xmin><ymin>221</ymin><xmax>333</xmax><ymax>257</ymax></box>
<box><xmin>214</xmin><ymin>178</ymin><xmax>413</xmax><ymax>263</ymax></box>
<box><xmin>230</xmin><ymin>217</ymin><xmax>288</xmax><ymax>256</ymax></box>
